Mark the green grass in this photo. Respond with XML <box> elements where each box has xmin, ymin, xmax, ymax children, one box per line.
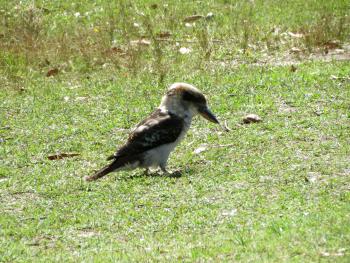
<box><xmin>1</xmin><ymin>0</ymin><xmax>350</xmax><ymax>262</ymax></box>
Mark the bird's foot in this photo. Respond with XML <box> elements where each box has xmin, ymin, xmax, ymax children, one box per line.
<box><xmin>169</xmin><ymin>169</ymin><xmax>182</xmax><ymax>178</ymax></box>
<box><xmin>142</xmin><ymin>168</ymin><xmax>162</xmax><ymax>177</ymax></box>
<box><xmin>161</xmin><ymin>168</ymin><xmax>182</xmax><ymax>178</ymax></box>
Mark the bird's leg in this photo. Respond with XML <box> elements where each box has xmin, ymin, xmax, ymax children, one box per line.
<box><xmin>160</xmin><ymin>165</ymin><xmax>169</xmax><ymax>175</ymax></box>
<box><xmin>144</xmin><ymin>168</ymin><xmax>151</xmax><ymax>176</ymax></box>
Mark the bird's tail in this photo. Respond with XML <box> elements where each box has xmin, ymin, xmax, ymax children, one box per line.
<box><xmin>84</xmin><ymin>160</ymin><xmax>121</xmax><ymax>182</ymax></box>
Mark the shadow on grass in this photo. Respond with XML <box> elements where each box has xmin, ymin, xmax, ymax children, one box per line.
<box><xmin>129</xmin><ymin>170</ymin><xmax>182</xmax><ymax>180</ymax></box>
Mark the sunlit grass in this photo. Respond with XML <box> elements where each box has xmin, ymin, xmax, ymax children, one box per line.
<box><xmin>1</xmin><ymin>0</ymin><xmax>350</xmax><ymax>262</ymax></box>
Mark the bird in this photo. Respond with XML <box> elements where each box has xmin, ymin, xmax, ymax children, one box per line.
<box><xmin>84</xmin><ymin>82</ymin><xmax>219</xmax><ymax>181</ymax></box>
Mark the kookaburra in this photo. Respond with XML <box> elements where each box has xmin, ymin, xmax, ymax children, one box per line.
<box><xmin>84</xmin><ymin>82</ymin><xmax>219</xmax><ymax>181</ymax></box>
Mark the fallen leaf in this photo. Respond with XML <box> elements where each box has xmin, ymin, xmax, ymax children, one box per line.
<box><xmin>288</xmin><ymin>32</ymin><xmax>304</xmax><ymax>38</ymax></box>
<box><xmin>179</xmin><ymin>47</ymin><xmax>191</xmax><ymax>54</ymax></box>
<box><xmin>290</xmin><ymin>47</ymin><xmax>302</xmax><ymax>53</ymax></box>
<box><xmin>183</xmin><ymin>15</ymin><xmax>204</xmax><ymax>22</ymax></box>
<box><xmin>46</xmin><ymin>68</ymin><xmax>59</xmax><ymax>77</ymax></box>
<box><xmin>130</xmin><ymin>39</ymin><xmax>151</xmax><ymax>46</ymax></box>
<box><xmin>324</xmin><ymin>40</ymin><xmax>342</xmax><ymax>50</ymax></box>
<box><xmin>320</xmin><ymin>249</ymin><xmax>345</xmax><ymax>257</ymax></box>
<box><xmin>47</xmin><ymin>153</ymin><xmax>80</xmax><ymax>160</ymax></box>
<box><xmin>111</xmin><ymin>47</ymin><xmax>123</xmax><ymax>52</ymax></box>
<box><xmin>75</xmin><ymin>96</ymin><xmax>88</xmax><ymax>102</ymax></box>
<box><xmin>330</xmin><ymin>75</ymin><xmax>350</xmax><ymax>81</ymax></box>
<box><xmin>157</xmin><ymin>31</ymin><xmax>172</xmax><ymax>38</ymax></box>
<box><xmin>243</xmin><ymin>114</ymin><xmax>262</xmax><ymax>124</ymax></box>
<box><xmin>194</xmin><ymin>145</ymin><xmax>207</xmax><ymax>154</ymax></box>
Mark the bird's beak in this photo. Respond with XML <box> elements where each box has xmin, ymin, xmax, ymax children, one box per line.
<box><xmin>199</xmin><ymin>106</ymin><xmax>219</xmax><ymax>124</ymax></box>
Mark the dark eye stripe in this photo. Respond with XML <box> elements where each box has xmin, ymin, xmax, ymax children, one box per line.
<box><xmin>182</xmin><ymin>91</ymin><xmax>206</xmax><ymax>104</ymax></box>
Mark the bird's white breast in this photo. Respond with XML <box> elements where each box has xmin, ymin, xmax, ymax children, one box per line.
<box><xmin>142</xmin><ymin>116</ymin><xmax>192</xmax><ymax>168</ymax></box>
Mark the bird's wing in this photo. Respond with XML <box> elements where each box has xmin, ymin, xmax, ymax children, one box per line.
<box><xmin>111</xmin><ymin>109</ymin><xmax>184</xmax><ymax>160</ymax></box>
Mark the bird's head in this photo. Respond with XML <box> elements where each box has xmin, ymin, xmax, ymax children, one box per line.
<box><xmin>160</xmin><ymin>82</ymin><xmax>219</xmax><ymax>124</ymax></box>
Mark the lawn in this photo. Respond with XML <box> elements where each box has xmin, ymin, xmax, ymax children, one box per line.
<box><xmin>1</xmin><ymin>0</ymin><xmax>350</xmax><ymax>262</ymax></box>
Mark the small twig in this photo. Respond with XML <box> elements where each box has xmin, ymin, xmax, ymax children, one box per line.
<box><xmin>220</xmin><ymin>120</ymin><xmax>231</xmax><ymax>132</ymax></box>
<box><xmin>330</xmin><ymin>75</ymin><xmax>350</xmax><ymax>82</ymax></box>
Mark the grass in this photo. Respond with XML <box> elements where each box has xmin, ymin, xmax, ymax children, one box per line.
<box><xmin>1</xmin><ymin>0</ymin><xmax>350</xmax><ymax>262</ymax></box>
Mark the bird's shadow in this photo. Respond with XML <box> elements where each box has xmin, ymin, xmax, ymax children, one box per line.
<box><xmin>121</xmin><ymin>169</ymin><xmax>183</xmax><ymax>181</ymax></box>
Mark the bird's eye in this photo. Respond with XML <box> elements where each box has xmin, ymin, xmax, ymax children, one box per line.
<box><xmin>183</xmin><ymin>91</ymin><xmax>206</xmax><ymax>104</ymax></box>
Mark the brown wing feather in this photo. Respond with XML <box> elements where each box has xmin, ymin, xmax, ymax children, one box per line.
<box><xmin>110</xmin><ymin>109</ymin><xmax>184</xmax><ymax>160</ymax></box>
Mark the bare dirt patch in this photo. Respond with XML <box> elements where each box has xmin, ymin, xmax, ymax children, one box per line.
<box><xmin>27</xmin><ymin>235</ymin><xmax>58</xmax><ymax>249</ymax></box>
<box><xmin>217</xmin><ymin>43</ymin><xmax>350</xmax><ymax>68</ymax></box>
<box><xmin>1</xmin><ymin>191</ymin><xmax>43</xmax><ymax>214</ymax></box>
<box><xmin>278</xmin><ymin>100</ymin><xmax>297</xmax><ymax>114</ymax></box>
